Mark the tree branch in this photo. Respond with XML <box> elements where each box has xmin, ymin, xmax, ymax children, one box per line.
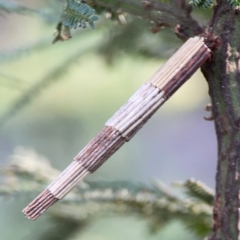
<box><xmin>201</xmin><ymin>2</ymin><xmax>240</xmax><ymax>239</ymax></box>
<box><xmin>88</xmin><ymin>0</ymin><xmax>204</xmax><ymax>39</ymax></box>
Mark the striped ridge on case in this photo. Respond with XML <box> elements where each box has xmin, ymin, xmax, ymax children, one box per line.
<box><xmin>105</xmin><ymin>83</ymin><xmax>165</xmax><ymax>136</ymax></box>
<box><xmin>149</xmin><ymin>36</ymin><xmax>211</xmax><ymax>89</ymax></box>
<box><xmin>48</xmin><ymin>161</ymin><xmax>89</xmax><ymax>199</ymax></box>
<box><xmin>74</xmin><ymin>126</ymin><xmax>126</xmax><ymax>172</ymax></box>
<box><xmin>22</xmin><ymin>189</ymin><xmax>58</xmax><ymax>220</ymax></box>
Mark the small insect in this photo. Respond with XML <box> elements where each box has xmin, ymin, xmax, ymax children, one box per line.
<box><xmin>62</xmin><ymin>0</ymin><xmax>99</xmax><ymax>29</ymax></box>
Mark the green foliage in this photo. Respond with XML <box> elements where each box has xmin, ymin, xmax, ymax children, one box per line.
<box><xmin>189</xmin><ymin>0</ymin><xmax>240</xmax><ymax>8</ymax></box>
<box><xmin>226</xmin><ymin>0</ymin><xmax>240</xmax><ymax>7</ymax></box>
<box><xmin>53</xmin><ymin>0</ymin><xmax>99</xmax><ymax>43</ymax></box>
<box><xmin>180</xmin><ymin>178</ymin><xmax>214</xmax><ymax>205</ymax></box>
<box><xmin>0</xmin><ymin>147</ymin><xmax>213</xmax><ymax>238</ymax></box>
<box><xmin>189</xmin><ymin>0</ymin><xmax>213</xmax><ymax>9</ymax></box>
<box><xmin>63</xmin><ymin>0</ymin><xmax>98</xmax><ymax>29</ymax></box>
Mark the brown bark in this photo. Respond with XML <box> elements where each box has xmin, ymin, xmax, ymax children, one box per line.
<box><xmin>88</xmin><ymin>0</ymin><xmax>203</xmax><ymax>39</ymax></box>
<box><xmin>201</xmin><ymin>2</ymin><xmax>240</xmax><ymax>239</ymax></box>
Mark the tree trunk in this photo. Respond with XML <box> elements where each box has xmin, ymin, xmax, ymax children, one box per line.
<box><xmin>201</xmin><ymin>2</ymin><xmax>240</xmax><ymax>239</ymax></box>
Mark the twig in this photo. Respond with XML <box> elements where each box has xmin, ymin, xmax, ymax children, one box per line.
<box><xmin>89</xmin><ymin>0</ymin><xmax>203</xmax><ymax>38</ymax></box>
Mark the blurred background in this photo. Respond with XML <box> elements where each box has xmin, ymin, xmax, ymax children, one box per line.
<box><xmin>0</xmin><ymin>1</ymin><xmax>216</xmax><ymax>239</ymax></box>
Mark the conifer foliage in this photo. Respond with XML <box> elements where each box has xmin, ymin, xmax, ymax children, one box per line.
<box><xmin>0</xmin><ymin>147</ymin><xmax>213</xmax><ymax>238</ymax></box>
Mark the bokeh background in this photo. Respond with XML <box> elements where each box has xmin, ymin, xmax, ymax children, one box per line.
<box><xmin>0</xmin><ymin>1</ymin><xmax>216</xmax><ymax>239</ymax></box>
